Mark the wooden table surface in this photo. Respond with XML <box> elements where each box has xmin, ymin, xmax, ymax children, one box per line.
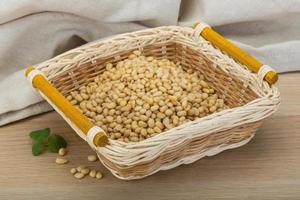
<box><xmin>0</xmin><ymin>73</ymin><xmax>299</xmax><ymax>200</ymax></box>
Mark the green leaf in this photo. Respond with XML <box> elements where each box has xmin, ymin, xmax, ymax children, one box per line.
<box><xmin>29</xmin><ymin>128</ymin><xmax>50</xmax><ymax>143</ymax></box>
<box><xmin>32</xmin><ymin>142</ymin><xmax>44</xmax><ymax>156</ymax></box>
<box><xmin>48</xmin><ymin>134</ymin><xmax>67</xmax><ymax>153</ymax></box>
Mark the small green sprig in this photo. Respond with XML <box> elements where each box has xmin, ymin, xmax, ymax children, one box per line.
<box><xmin>29</xmin><ymin>128</ymin><xmax>67</xmax><ymax>156</ymax></box>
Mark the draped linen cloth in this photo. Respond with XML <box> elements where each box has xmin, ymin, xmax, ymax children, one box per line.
<box><xmin>0</xmin><ymin>0</ymin><xmax>299</xmax><ymax>125</ymax></box>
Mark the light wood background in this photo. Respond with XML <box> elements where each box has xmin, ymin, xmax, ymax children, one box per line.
<box><xmin>0</xmin><ymin>73</ymin><xmax>299</xmax><ymax>200</ymax></box>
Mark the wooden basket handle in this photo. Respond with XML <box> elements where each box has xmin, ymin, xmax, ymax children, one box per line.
<box><xmin>193</xmin><ymin>22</ymin><xmax>278</xmax><ymax>85</ymax></box>
<box><xmin>25</xmin><ymin>67</ymin><xmax>109</xmax><ymax>147</ymax></box>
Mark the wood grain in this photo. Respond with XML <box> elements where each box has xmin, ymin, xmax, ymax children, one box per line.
<box><xmin>0</xmin><ymin>73</ymin><xmax>299</xmax><ymax>200</ymax></box>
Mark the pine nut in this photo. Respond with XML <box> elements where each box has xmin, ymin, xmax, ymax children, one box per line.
<box><xmin>87</xmin><ymin>155</ymin><xmax>98</xmax><ymax>162</ymax></box>
<box><xmin>89</xmin><ymin>169</ymin><xmax>97</xmax><ymax>178</ymax></box>
<box><xmin>96</xmin><ymin>171</ymin><xmax>103</xmax><ymax>179</ymax></box>
<box><xmin>55</xmin><ymin>158</ymin><xmax>68</xmax><ymax>165</ymax></box>
<box><xmin>70</xmin><ymin>168</ymin><xmax>77</xmax><ymax>174</ymax></box>
<box><xmin>58</xmin><ymin>148</ymin><xmax>67</xmax><ymax>156</ymax></box>
<box><xmin>74</xmin><ymin>172</ymin><xmax>85</xmax><ymax>179</ymax></box>
<box><xmin>81</xmin><ymin>168</ymin><xmax>90</xmax><ymax>175</ymax></box>
<box><xmin>77</xmin><ymin>165</ymin><xmax>86</xmax><ymax>172</ymax></box>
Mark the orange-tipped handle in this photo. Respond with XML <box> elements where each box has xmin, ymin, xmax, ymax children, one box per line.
<box><xmin>193</xmin><ymin>22</ymin><xmax>278</xmax><ymax>85</ymax></box>
<box><xmin>25</xmin><ymin>67</ymin><xmax>108</xmax><ymax>147</ymax></box>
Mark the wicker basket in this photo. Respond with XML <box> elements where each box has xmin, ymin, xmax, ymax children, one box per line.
<box><xmin>25</xmin><ymin>22</ymin><xmax>280</xmax><ymax>180</ymax></box>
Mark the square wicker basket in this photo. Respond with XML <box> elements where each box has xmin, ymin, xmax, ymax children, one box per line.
<box><xmin>25</xmin><ymin>22</ymin><xmax>280</xmax><ymax>180</ymax></box>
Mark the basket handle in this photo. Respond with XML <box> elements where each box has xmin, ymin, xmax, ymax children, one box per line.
<box><xmin>193</xmin><ymin>22</ymin><xmax>278</xmax><ymax>85</ymax></box>
<box><xmin>25</xmin><ymin>67</ymin><xmax>109</xmax><ymax>147</ymax></box>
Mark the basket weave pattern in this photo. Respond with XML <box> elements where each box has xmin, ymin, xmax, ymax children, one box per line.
<box><xmin>35</xmin><ymin>26</ymin><xmax>280</xmax><ymax>179</ymax></box>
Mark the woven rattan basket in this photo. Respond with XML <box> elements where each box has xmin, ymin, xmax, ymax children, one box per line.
<box><xmin>25</xmin><ymin>22</ymin><xmax>280</xmax><ymax>180</ymax></box>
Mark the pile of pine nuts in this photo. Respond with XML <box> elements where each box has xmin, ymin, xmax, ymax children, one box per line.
<box><xmin>55</xmin><ymin>148</ymin><xmax>103</xmax><ymax>180</ymax></box>
<box><xmin>68</xmin><ymin>51</ymin><xmax>226</xmax><ymax>142</ymax></box>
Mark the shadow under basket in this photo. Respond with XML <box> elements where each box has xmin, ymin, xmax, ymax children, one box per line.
<box><xmin>26</xmin><ymin>25</ymin><xmax>280</xmax><ymax>180</ymax></box>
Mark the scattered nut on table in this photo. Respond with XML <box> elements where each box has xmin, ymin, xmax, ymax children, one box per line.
<box><xmin>74</xmin><ymin>172</ymin><xmax>85</xmax><ymax>179</ymax></box>
<box><xmin>89</xmin><ymin>169</ymin><xmax>97</xmax><ymax>178</ymax></box>
<box><xmin>55</xmin><ymin>157</ymin><xmax>69</xmax><ymax>165</ymax></box>
<box><xmin>58</xmin><ymin>148</ymin><xmax>67</xmax><ymax>156</ymax></box>
<box><xmin>76</xmin><ymin>165</ymin><xmax>86</xmax><ymax>172</ymax></box>
<box><xmin>70</xmin><ymin>168</ymin><xmax>77</xmax><ymax>174</ymax></box>
<box><xmin>87</xmin><ymin>155</ymin><xmax>98</xmax><ymax>162</ymax></box>
<box><xmin>96</xmin><ymin>171</ymin><xmax>103</xmax><ymax>179</ymax></box>
<box><xmin>52</xmin><ymin>146</ymin><xmax>103</xmax><ymax>180</ymax></box>
<box><xmin>71</xmin><ymin>166</ymin><xmax>103</xmax><ymax>180</ymax></box>
<box><xmin>81</xmin><ymin>168</ymin><xmax>90</xmax><ymax>175</ymax></box>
